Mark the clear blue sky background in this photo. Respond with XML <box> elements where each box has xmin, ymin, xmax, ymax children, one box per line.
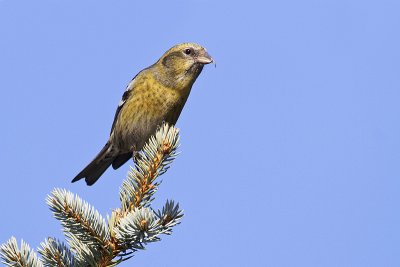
<box><xmin>0</xmin><ymin>0</ymin><xmax>399</xmax><ymax>266</ymax></box>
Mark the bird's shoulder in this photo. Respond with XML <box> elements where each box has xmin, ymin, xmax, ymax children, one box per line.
<box><xmin>109</xmin><ymin>65</ymin><xmax>183</xmax><ymax>135</ymax></box>
<box><xmin>109</xmin><ymin>68</ymin><xmax>149</xmax><ymax>134</ymax></box>
<box><xmin>109</xmin><ymin>66</ymin><xmax>168</xmax><ymax>132</ymax></box>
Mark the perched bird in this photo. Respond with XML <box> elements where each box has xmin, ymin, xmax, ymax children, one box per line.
<box><xmin>72</xmin><ymin>43</ymin><xmax>213</xmax><ymax>185</ymax></box>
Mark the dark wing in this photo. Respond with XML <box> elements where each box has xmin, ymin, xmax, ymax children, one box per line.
<box><xmin>110</xmin><ymin>79</ymin><xmax>135</xmax><ymax>135</ymax></box>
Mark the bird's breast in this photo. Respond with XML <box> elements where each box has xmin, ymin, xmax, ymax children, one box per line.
<box><xmin>112</xmin><ymin>79</ymin><xmax>190</xmax><ymax>152</ymax></box>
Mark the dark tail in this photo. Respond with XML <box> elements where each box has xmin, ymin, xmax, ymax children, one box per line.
<box><xmin>72</xmin><ymin>142</ymin><xmax>114</xmax><ymax>186</ymax></box>
<box><xmin>112</xmin><ymin>152</ymin><xmax>132</xmax><ymax>170</ymax></box>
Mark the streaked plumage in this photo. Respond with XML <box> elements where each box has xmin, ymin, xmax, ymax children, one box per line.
<box><xmin>72</xmin><ymin>43</ymin><xmax>213</xmax><ymax>185</ymax></box>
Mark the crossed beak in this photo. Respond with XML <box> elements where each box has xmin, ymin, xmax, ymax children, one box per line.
<box><xmin>196</xmin><ymin>50</ymin><xmax>214</xmax><ymax>64</ymax></box>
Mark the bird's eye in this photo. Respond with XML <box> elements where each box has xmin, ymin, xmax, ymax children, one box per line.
<box><xmin>184</xmin><ymin>48</ymin><xmax>192</xmax><ymax>55</ymax></box>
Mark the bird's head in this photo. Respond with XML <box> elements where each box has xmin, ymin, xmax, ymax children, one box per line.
<box><xmin>153</xmin><ymin>42</ymin><xmax>213</xmax><ymax>90</ymax></box>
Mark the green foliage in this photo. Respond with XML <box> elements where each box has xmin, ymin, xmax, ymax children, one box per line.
<box><xmin>0</xmin><ymin>124</ymin><xmax>183</xmax><ymax>267</ymax></box>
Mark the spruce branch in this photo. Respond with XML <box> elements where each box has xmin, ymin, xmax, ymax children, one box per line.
<box><xmin>46</xmin><ymin>188</ymin><xmax>110</xmax><ymax>262</ymax></box>
<box><xmin>65</xmin><ymin>236</ymin><xmax>97</xmax><ymax>267</ymax></box>
<box><xmin>114</xmin><ymin>208</ymin><xmax>160</xmax><ymax>246</ymax></box>
<box><xmin>155</xmin><ymin>200</ymin><xmax>184</xmax><ymax>233</ymax></box>
<box><xmin>38</xmin><ymin>238</ymin><xmax>75</xmax><ymax>267</ymax></box>
<box><xmin>99</xmin><ymin>123</ymin><xmax>182</xmax><ymax>265</ymax></box>
<box><xmin>119</xmin><ymin>123</ymin><xmax>180</xmax><ymax>211</ymax></box>
<box><xmin>0</xmin><ymin>123</ymin><xmax>183</xmax><ymax>266</ymax></box>
<box><xmin>0</xmin><ymin>237</ymin><xmax>42</xmax><ymax>267</ymax></box>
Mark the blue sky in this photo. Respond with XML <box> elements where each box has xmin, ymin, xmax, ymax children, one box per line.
<box><xmin>0</xmin><ymin>0</ymin><xmax>399</xmax><ymax>266</ymax></box>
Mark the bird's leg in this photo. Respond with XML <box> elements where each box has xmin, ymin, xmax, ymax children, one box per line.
<box><xmin>132</xmin><ymin>148</ymin><xmax>141</xmax><ymax>171</ymax></box>
<box><xmin>132</xmin><ymin>150</ymin><xmax>138</xmax><ymax>162</ymax></box>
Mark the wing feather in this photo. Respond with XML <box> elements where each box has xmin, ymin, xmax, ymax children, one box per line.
<box><xmin>110</xmin><ymin>78</ymin><xmax>135</xmax><ymax>135</ymax></box>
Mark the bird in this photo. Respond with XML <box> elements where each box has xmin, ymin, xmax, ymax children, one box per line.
<box><xmin>72</xmin><ymin>43</ymin><xmax>213</xmax><ymax>185</ymax></box>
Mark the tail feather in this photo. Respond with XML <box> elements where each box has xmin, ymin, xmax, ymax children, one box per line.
<box><xmin>72</xmin><ymin>142</ymin><xmax>114</xmax><ymax>186</ymax></box>
<box><xmin>112</xmin><ymin>152</ymin><xmax>132</xmax><ymax>170</ymax></box>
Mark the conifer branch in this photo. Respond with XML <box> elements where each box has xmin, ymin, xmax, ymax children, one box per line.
<box><xmin>46</xmin><ymin>188</ymin><xmax>110</xmax><ymax>263</ymax></box>
<box><xmin>155</xmin><ymin>200</ymin><xmax>184</xmax><ymax>233</ymax></box>
<box><xmin>119</xmin><ymin>123</ymin><xmax>180</xmax><ymax>211</ymax></box>
<box><xmin>38</xmin><ymin>238</ymin><xmax>75</xmax><ymax>267</ymax></box>
<box><xmin>0</xmin><ymin>237</ymin><xmax>42</xmax><ymax>267</ymax></box>
<box><xmin>0</xmin><ymin>123</ymin><xmax>184</xmax><ymax>266</ymax></box>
